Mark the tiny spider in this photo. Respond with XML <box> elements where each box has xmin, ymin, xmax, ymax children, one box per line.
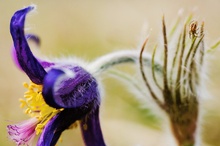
<box><xmin>189</xmin><ymin>20</ymin><xmax>199</xmax><ymax>39</ymax></box>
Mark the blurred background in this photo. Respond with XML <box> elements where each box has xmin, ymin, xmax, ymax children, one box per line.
<box><xmin>1</xmin><ymin>0</ymin><xmax>220</xmax><ymax>145</ymax></box>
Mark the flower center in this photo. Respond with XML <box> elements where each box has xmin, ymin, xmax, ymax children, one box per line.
<box><xmin>20</xmin><ymin>82</ymin><xmax>63</xmax><ymax>135</ymax></box>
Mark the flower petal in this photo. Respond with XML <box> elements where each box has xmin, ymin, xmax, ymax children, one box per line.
<box><xmin>80</xmin><ymin>107</ymin><xmax>106</xmax><ymax>146</ymax></box>
<box><xmin>37</xmin><ymin>108</ymin><xmax>89</xmax><ymax>146</ymax></box>
<box><xmin>42</xmin><ymin>66</ymin><xmax>100</xmax><ymax>109</ymax></box>
<box><xmin>10</xmin><ymin>6</ymin><xmax>46</xmax><ymax>84</ymax></box>
<box><xmin>11</xmin><ymin>33</ymin><xmax>55</xmax><ymax>71</ymax></box>
<box><xmin>24</xmin><ymin>34</ymin><xmax>55</xmax><ymax>68</ymax></box>
<box><xmin>11</xmin><ymin>45</ymin><xmax>22</xmax><ymax>70</ymax></box>
<box><xmin>11</xmin><ymin>34</ymin><xmax>41</xmax><ymax>71</ymax></box>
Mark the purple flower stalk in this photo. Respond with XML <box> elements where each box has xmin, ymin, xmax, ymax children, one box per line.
<box><xmin>9</xmin><ymin>5</ymin><xmax>106</xmax><ymax>146</ymax></box>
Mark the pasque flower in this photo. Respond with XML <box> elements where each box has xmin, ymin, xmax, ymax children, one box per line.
<box><xmin>8</xmin><ymin>5</ymin><xmax>105</xmax><ymax>146</ymax></box>
<box><xmin>8</xmin><ymin>5</ymin><xmax>158</xmax><ymax>146</ymax></box>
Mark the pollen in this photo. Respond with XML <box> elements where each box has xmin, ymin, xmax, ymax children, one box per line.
<box><xmin>20</xmin><ymin>82</ymin><xmax>63</xmax><ymax>135</ymax></box>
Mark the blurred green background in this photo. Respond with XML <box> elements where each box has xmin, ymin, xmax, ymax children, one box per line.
<box><xmin>1</xmin><ymin>0</ymin><xmax>220</xmax><ymax>145</ymax></box>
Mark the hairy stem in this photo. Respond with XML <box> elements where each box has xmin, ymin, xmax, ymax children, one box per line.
<box><xmin>89</xmin><ymin>50</ymin><xmax>163</xmax><ymax>76</ymax></box>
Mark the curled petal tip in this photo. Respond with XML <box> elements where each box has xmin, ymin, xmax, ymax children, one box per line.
<box><xmin>21</xmin><ymin>5</ymin><xmax>36</xmax><ymax>13</ymax></box>
<box><xmin>28</xmin><ymin>4</ymin><xmax>37</xmax><ymax>10</ymax></box>
<box><xmin>11</xmin><ymin>5</ymin><xmax>35</xmax><ymax>22</ymax></box>
<box><xmin>10</xmin><ymin>6</ymin><xmax>36</xmax><ymax>38</ymax></box>
<box><xmin>10</xmin><ymin>6</ymin><xmax>46</xmax><ymax>84</ymax></box>
<box><xmin>22</xmin><ymin>5</ymin><xmax>36</xmax><ymax>13</ymax></box>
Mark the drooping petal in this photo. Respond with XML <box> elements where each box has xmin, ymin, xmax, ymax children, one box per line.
<box><xmin>11</xmin><ymin>45</ymin><xmax>22</xmax><ymax>70</ymax></box>
<box><xmin>10</xmin><ymin>6</ymin><xmax>46</xmax><ymax>84</ymax></box>
<box><xmin>11</xmin><ymin>34</ymin><xmax>55</xmax><ymax>70</ymax></box>
<box><xmin>7</xmin><ymin>118</ymin><xmax>38</xmax><ymax>146</ymax></box>
<box><xmin>37</xmin><ymin>108</ymin><xmax>92</xmax><ymax>146</ymax></box>
<box><xmin>22</xmin><ymin>34</ymin><xmax>55</xmax><ymax>68</ymax></box>
<box><xmin>80</xmin><ymin>107</ymin><xmax>106</xmax><ymax>146</ymax></box>
<box><xmin>42</xmin><ymin>66</ymin><xmax>100</xmax><ymax>109</ymax></box>
<box><xmin>23</xmin><ymin>34</ymin><xmax>55</xmax><ymax>68</ymax></box>
<box><xmin>11</xmin><ymin>34</ymin><xmax>41</xmax><ymax>70</ymax></box>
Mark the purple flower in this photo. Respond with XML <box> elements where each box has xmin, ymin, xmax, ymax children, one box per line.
<box><xmin>9</xmin><ymin>5</ymin><xmax>106</xmax><ymax>146</ymax></box>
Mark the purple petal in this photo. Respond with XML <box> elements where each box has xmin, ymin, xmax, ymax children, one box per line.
<box><xmin>40</xmin><ymin>61</ymin><xmax>55</xmax><ymax>68</ymax></box>
<box><xmin>11</xmin><ymin>45</ymin><xmax>22</xmax><ymax>70</ymax></box>
<box><xmin>42</xmin><ymin>66</ymin><xmax>100</xmax><ymax>109</ymax></box>
<box><xmin>80</xmin><ymin>107</ymin><xmax>106</xmax><ymax>146</ymax></box>
<box><xmin>37</xmin><ymin>109</ymin><xmax>76</xmax><ymax>146</ymax></box>
<box><xmin>37</xmin><ymin>108</ymin><xmax>93</xmax><ymax>146</ymax></box>
<box><xmin>24</xmin><ymin>34</ymin><xmax>56</xmax><ymax>69</ymax></box>
<box><xmin>11</xmin><ymin>34</ymin><xmax>41</xmax><ymax>71</ymax></box>
<box><xmin>10</xmin><ymin>6</ymin><xmax>46</xmax><ymax>84</ymax></box>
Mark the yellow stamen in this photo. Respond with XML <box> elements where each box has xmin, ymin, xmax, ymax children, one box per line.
<box><xmin>20</xmin><ymin>82</ymin><xmax>63</xmax><ymax>135</ymax></box>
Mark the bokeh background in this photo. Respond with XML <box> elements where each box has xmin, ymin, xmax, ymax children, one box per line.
<box><xmin>1</xmin><ymin>0</ymin><xmax>220</xmax><ymax>145</ymax></box>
